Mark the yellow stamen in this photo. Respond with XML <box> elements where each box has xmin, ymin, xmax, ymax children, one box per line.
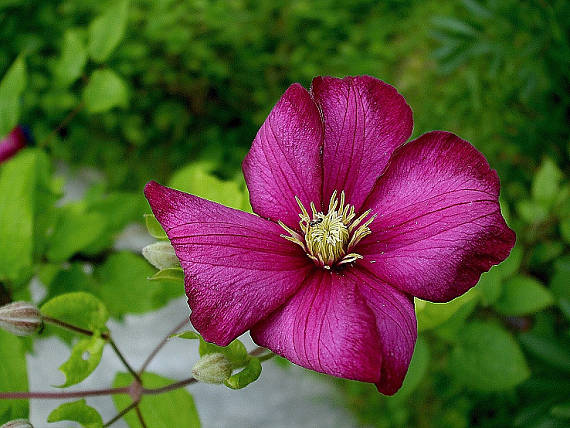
<box><xmin>280</xmin><ymin>191</ymin><xmax>375</xmax><ymax>269</ymax></box>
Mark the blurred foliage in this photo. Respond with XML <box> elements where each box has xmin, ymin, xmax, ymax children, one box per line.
<box><xmin>0</xmin><ymin>0</ymin><xmax>569</xmax><ymax>426</ymax></box>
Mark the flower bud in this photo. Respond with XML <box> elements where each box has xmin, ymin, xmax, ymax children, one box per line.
<box><xmin>1</xmin><ymin>419</ymin><xmax>34</xmax><ymax>428</ymax></box>
<box><xmin>192</xmin><ymin>353</ymin><xmax>233</xmax><ymax>384</ymax></box>
<box><xmin>0</xmin><ymin>301</ymin><xmax>42</xmax><ymax>336</ymax></box>
<box><xmin>142</xmin><ymin>241</ymin><xmax>180</xmax><ymax>270</ymax></box>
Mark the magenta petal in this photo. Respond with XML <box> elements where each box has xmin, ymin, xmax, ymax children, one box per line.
<box><xmin>0</xmin><ymin>126</ymin><xmax>28</xmax><ymax>163</ymax></box>
<box><xmin>359</xmin><ymin>131</ymin><xmax>516</xmax><ymax>302</ymax></box>
<box><xmin>145</xmin><ymin>181</ymin><xmax>313</xmax><ymax>346</ymax></box>
<box><xmin>311</xmin><ymin>76</ymin><xmax>413</xmax><ymax>212</ymax></box>
<box><xmin>242</xmin><ymin>83</ymin><xmax>323</xmax><ymax>227</ymax></box>
<box><xmin>251</xmin><ymin>270</ymin><xmax>383</xmax><ymax>383</ymax></box>
<box><xmin>347</xmin><ymin>267</ymin><xmax>417</xmax><ymax>395</ymax></box>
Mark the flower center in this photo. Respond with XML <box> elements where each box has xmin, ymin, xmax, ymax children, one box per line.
<box><xmin>279</xmin><ymin>191</ymin><xmax>375</xmax><ymax>269</ymax></box>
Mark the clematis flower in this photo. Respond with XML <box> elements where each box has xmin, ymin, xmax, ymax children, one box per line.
<box><xmin>145</xmin><ymin>76</ymin><xmax>515</xmax><ymax>394</ymax></box>
<box><xmin>0</xmin><ymin>126</ymin><xmax>29</xmax><ymax>163</ymax></box>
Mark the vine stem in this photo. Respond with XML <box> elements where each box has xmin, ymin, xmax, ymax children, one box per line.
<box><xmin>42</xmin><ymin>316</ymin><xmax>142</xmax><ymax>383</ymax></box>
<box><xmin>138</xmin><ymin>317</ymin><xmax>189</xmax><ymax>375</ymax></box>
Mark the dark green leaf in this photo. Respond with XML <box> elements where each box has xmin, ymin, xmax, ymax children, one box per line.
<box><xmin>476</xmin><ymin>268</ymin><xmax>503</xmax><ymax>306</ymax></box>
<box><xmin>83</xmin><ymin>69</ymin><xmax>129</xmax><ymax>113</ymax></box>
<box><xmin>88</xmin><ymin>0</ymin><xmax>129</xmax><ymax>62</ymax></box>
<box><xmin>532</xmin><ymin>158</ymin><xmax>562</xmax><ymax>208</ymax></box>
<box><xmin>0</xmin><ymin>56</ymin><xmax>26</xmax><ymax>136</ymax></box>
<box><xmin>112</xmin><ymin>372</ymin><xmax>200</xmax><ymax>428</ymax></box>
<box><xmin>494</xmin><ymin>275</ymin><xmax>553</xmax><ymax>316</ymax></box>
<box><xmin>224</xmin><ymin>357</ymin><xmax>262</xmax><ymax>389</ymax></box>
<box><xmin>58</xmin><ymin>335</ymin><xmax>105</xmax><ymax>387</ymax></box>
<box><xmin>519</xmin><ymin>333</ymin><xmax>570</xmax><ymax>373</ymax></box>
<box><xmin>0</xmin><ymin>330</ymin><xmax>28</xmax><ymax>423</ymax></box>
<box><xmin>450</xmin><ymin>321</ymin><xmax>530</xmax><ymax>391</ymax></box>
<box><xmin>47</xmin><ymin>399</ymin><xmax>103</xmax><ymax>428</ymax></box>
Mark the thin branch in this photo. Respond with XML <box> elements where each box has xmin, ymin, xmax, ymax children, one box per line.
<box><xmin>248</xmin><ymin>346</ymin><xmax>270</xmax><ymax>357</ymax></box>
<box><xmin>103</xmin><ymin>400</ymin><xmax>138</xmax><ymax>427</ymax></box>
<box><xmin>135</xmin><ymin>406</ymin><xmax>148</xmax><ymax>428</ymax></box>
<box><xmin>138</xmin><ymin>318</ymin><xmax>189</xmax><ymax>374</ymax></box>
<box><xmin>42</xmin><ymin>316</ymin><xmax>109</xmax><ymax>339</ymax></box>
<box><xmin>0</xmin><ymin>386</ymin><xmax>130</xmax><ymax>400</ymax></box>
<box><xmin>142</xmin><ymin>377</ymin><xmax>197</xmax><ymax>396</ymax></box>
<box><xmin>109</xmin><ymin>338</ymin><xmax>142</xmax><ymax>383</ymax></box>
<box><xmin>40</xmin><ymin>102</ymin><xmax>85</xmax><ymax>147</ymax></box>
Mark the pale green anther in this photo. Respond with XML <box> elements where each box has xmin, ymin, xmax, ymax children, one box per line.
<box><xmin>281</xmin><ymin>190</ymin><xmax>375</xmax><ymax>269</ymax></box>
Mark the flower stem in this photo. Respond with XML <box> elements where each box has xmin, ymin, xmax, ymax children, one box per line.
<box><xmin>0</xmin><ymin>386</ymin><xmax>130</xmax><ymax>400</ymax></box>
<box><xmin>103</xmin><ymin>400</ymin><xmax>138</xmax><ymax>427</ymax></box>
<box><xmin>42</xmin><ymin>316</ymin><xmax>141</xmax><ymax>383</ymax></box>
<box><xmin>138</xmin><ymin>318</ymin><xmax>189</xmax><ymax>375</ymax></box>
<box><xmin>135</xmin><ymin>406</ymin><xmax>148</xmax><ymax>428</ymax></box>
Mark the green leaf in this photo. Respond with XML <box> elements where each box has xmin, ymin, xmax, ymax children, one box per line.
<box><xmin>0</xmin><ymin>150</ymin><xmax>37</xmax><ymax>283</ymax></box>
<box><xmin>46</xmin><ymin>206</ymin><xmax>106</xmax><ymax>262</ymax></box>
<box><xmin>391</xmin><ymin>336</ymin><xmax>430</xmax><ymax>402</ymax></box>
<box><xmin>532</xmin><ymin>158</ymin><xmax>562</xmax><ymax>208</ymax></box>
<box><xmin>58</xmin><ymin>335</ymin><xmax>105</xmax><ymax>387</ymax></box>
<box><xmin>54</xmin><ymin>29</ymin><xmax>88</xmax><ymax>86</ymax></box>
<box><xmin>48</xmin><ymin>399</ymin><xmax>103</xmax><ymax>428</ymax></box>
<box><xmin>168</xmin><ymin>163</ymin><xmax>248</xmax><ymax>211</ymax></box>
<box><xmin>88</xmin><ymin>0</ymin><xmax>129</xmax><ymax>62</ymax></box>
<box><xmin>0</xmin><ymin>56</ymin><xmax>26</xmax><ymax>137</ymax></box>
<box><xmin>224</xmin><ymin>357</ymin><xmax>262</xmax><ymax>389</ymax></box>
<box><xmin>450</xmin><ymin>321</ymin><xmax>530</xmax><ymax>391</ymax></box>
<box><xmin>416</xmin><ymin>287</ymin><xmax>479</xmax><ymax>331</ymax></box>
<box><xmin>174</xmin><ymin>331</ymin><xmax>249</xmax><ymax>369</ymax></box>
<box><xmin>96</xmin><ymin>252</ymin><xmax>182</xmax><ymax>317</ymax></box>
<box><xmin>144</xmin><ymin>214</ymin><xmax>167</xmax><ymax>239</ymax></box>
<box><xmin>83</xmin><ymin>69</ymin><xmax>129</xmax><ymax>113</ymax></box>
<box><xmin>494</xmin><ymin>275</ymin><xmax>554</xmax><ymax>316</ymax></box>
<box><xmin>516</xmin><ymin>199</ymin><xmax>549</xmax><ymax>224</ymax></box>
<box><xmin>149</xmin><ymin>267</ymin><xmax>184</xmax><ymax>282</ymax></box>
<box><xmin>0</xmin><ymin>330</ymin><xmax>28</xmax><ymax>423</ymax></box>
<box><xmin>519</xmin><ymin>333</ymin><xmax>570</xmax><ymax>373</ymax></box>
<box><xmin>41</xmin><ymin>292</ymin><xmax>109</xmax><ymax>342</ymax></box>
<box><xmin>494</xmin><ymin>244</ymin><xmax>523</xmax><ymax>278</ymax></box>
<box><xmin>476</xmin><ymin>268</ymin><xmax>503</xmax><ymax>306</ymax></box>
<box><xmin>112</xmin><ymin>372</ymin><xmax>200</xmax><ymax>428</ymax></box>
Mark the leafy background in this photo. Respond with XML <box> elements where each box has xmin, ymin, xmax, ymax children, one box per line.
<box><xmin>0</xmin><ymin>0</ymin><xmax>568</xmax><ymax>426</ymax></box>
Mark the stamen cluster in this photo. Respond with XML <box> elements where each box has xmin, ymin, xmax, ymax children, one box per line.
<box><xmin>279</xmin><ymin>191</ymin><xmax>375</xmax><ymax>269</ymax></box>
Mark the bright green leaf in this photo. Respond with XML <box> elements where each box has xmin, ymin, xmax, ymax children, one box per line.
<box><xmin>532</xmin><ymin>158</ymin><xmax>562</xmax><ymax>207</ymax></box>
<box><xmin>494</xmin><ymin>244</ymin><xmax>523</xmax><ymax>278</ymax></box>
<box><xmin>494</xmin><ymin>275</ymin><xmax>553</xmax><ymax>316</ymax></box>
<box><xmin>48</xmin><ymin>399</ymin><xmax>103</xmax><ymax>428</ymax></box>
<box><xmin>54</xmin><ymin>29</ymin><xmax>88</xmax><ymax>86</ymax></box>
<box><xmin>0</xmin><ymin>150</ymin><xmax>37</xmax><ymax>283</ymax></box>
<box><xmin>96</xmin><ymin>252</ymin><xmax>182</xmax><ymax>317</ymax></box>
<box><xmin>168</xmin><ymin>163</ymin><xmax>247</xmax><ymax>210</ymax></box>
<box><xmin>41</xmin><ymin>292</ymin><xmax>109</xmax><ymax>342</ymax></box>
<box><xmin>83</xmin><ymin>69</ymin><xmax>129</xmax><ymax>113</ymax></box>
<box><xmin>416</xmin><ymin>287</ymin><xmax>478</xmax><ymax>331</ymax></box>
<box><xmin>224</xmin><ymin>357</ymin><xmax>262</xmax><ymax>389</ymax></box>
<box><xmin>46</xmin><ymin>207</ymin><xmax>106</xmax><ymax>262</ymax></box>
<box><xmin>144</xmin><ymin>214</ymin><xmax>167</xmax><ymax>240</ymax></box>
<box><xmin>0</xmin><ymin>330</ymin><xmax>28</xmax><ymax>422</ymax></box>
<box><xmin>174</xmin><ymin>331</ymin><xmax>249</xmax><ymax>369</ymax></box>
<box><xmin>149</xmin><ymin>267</ymin><xmax>184</xmax><ymax>282</ymax></box>
<box><xmin>58</xmin><ymin>335</ymin><xmax>105</xmax><ymax>387</ymax></box>
<box><xmin>516</xmin><ymin>199</ymin><xmax>549</xmax><ymax>224</ymax></box>
<box><xmin>112</xmin><ymin>372</ymin><xmax>200</xmax><ymax>428</ymax></box>
<box><xmin>450</xmin><ymin>321</ymin><xmax>530</xmax><ymax>391</ymax></box>
<box><xmin>88</xmin><ymin>0</ymin><xmax>129</xmax><ymax>62</ymax></box>
<box><xmin>0</xmin><ymin>56</ymin><xmax>26</xmax><ymax>137</ymax></box>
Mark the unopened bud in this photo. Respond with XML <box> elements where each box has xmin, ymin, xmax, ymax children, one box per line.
<box><xmin>142</xmin><ymin>241</ymin><xmax>180</xmax><ymax>270</ymax></box>
<box><xmin>1</xmin><ymin>419</ymin><xmax>34</xmax><ymax>428</ymax></box>
<box><xmin>0</xmin><ymin>301</ymin><xmax>42</xmax><ymax>336</ymax></box>
<box><xmin>192</xmin><ymin>353</ymin><xmax>232</xmax><ymax>384</ymax></box>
